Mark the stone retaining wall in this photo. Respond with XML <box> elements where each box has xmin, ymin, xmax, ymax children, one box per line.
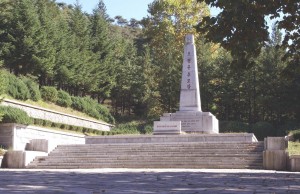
<box><xmin>2</xmin><ymin>99</ymin><xmax>113</xmax><ymax>131</ymax></box>
<box><xmin>0</xmin><ymin>123</ymin><xmax>85</xmax><ymax>151</ymax></box>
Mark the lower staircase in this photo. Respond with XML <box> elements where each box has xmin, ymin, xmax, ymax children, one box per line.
<box><xmin>27</xmin><ymin>142</ymin><xmax>264</xmax><ymax>169</ymax></box>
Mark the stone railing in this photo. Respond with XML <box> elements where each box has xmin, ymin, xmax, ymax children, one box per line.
<box><xmin>1</xmin><ymin>99</ymin><xmax>113</xmax><ymax>131</ymax></box>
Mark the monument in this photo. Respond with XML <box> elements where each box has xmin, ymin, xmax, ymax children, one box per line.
<box><xmin>154</xmin><ymin>34</ymin><xmax>219</xmax><ymax>134</ymax></box>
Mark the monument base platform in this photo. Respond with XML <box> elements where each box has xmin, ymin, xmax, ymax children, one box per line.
<box><xmin>86</xmin><ymin>133</ymin><xmax>258</xmax><ymax>144</ymax></box>
<box><xmin>160</xmin><ymin>111</ymin><xmax>219</xmax><ymax>134</ymax></box>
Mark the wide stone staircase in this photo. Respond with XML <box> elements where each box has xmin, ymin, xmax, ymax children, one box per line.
<box><xmin>27</xmin><ymin>142</ymin><xmax>264</xmax><ymax>169</ymax></box>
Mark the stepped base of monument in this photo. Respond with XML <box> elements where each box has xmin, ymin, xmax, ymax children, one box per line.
<box><xmin>85</xmin><ymin>133</ymin><xmax>258</xmax><ymax>144</ymax></box>
<box><xmin>159</xmin><ymin>111</ymin><xmax>219</xmax><ymax>134</ymax></box>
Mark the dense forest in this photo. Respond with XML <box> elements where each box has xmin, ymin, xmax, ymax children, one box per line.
<box><xmin>0</xmin><ymin>0</ymin><xmax>299</xmax><ymax>136</ymax></box>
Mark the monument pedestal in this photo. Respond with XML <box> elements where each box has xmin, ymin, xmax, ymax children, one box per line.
<box><xmin>160</xmin><ymin>111</ymin><xmax>219</xmax><ymax>134</ymax></box>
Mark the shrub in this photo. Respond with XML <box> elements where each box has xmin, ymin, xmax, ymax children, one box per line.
<box><xmin>0</xmin><ymin>106</ymin><xmax>32</xmax><ymax>125</ymax></box>
<box><xmin>57</xmin><ymin>90</ymin><xmax>72</xmax><ymax>107</ymax></box>
<box><xmin>252</xmin><ymin>121</ymin><xmax>275</xmax><ymax>140</ymax></box>
<box><xmin>42</xmin><ymin>120</ymin><xmax>52</xmax><ymax>127</ymax></box>
<box><xmin>40</xmin><ymin>86</ymin><xmax>58</xmax><ymax>103</ymax></box>
<box><xmin>71</xmin><ymin>96</ymin><xmax>86</xmax><ymax>111</ymax></box>
<box><xmin>6</xmin><ymin>73</ymin><xmax>30</xmax><ymax>100</ymax></box>
<box><xmin>33</xmin><ymin>118</ymin><xmax>44</xmax><ymax>126</ymax></box>
<box><xmin>60</xmin><ymin>124</ymin><xmax>67</xmax><ymax>129</ymax></box>
<box><xmin>21</xmin><ymin>77</ymin><xmax>41</xmax><ymax>101</ymax></box>
<box><xmin>143</xmin><ymin>125</ymin><xmax>153</xmax><ymax>134</ymax></box>
<box><xmin>0</xmin><ymin>69</ymin><xmax>8</xmax><ymax>95</ymax></box>
<box><xmin>220</xmin><ymin>121</ymin><xmax>249</xmax><ymax>133</ymax></box>
<box><xmin>51</xmin><ymin>122</ymin><xmax>62</xmax><ymax>128</ymax></box>
<box><xmin>289</xmin><ymin>130</ymin><xmax>300</xmax><ymax>142</ymax></box>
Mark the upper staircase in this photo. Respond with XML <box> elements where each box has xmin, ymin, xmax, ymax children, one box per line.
<box><xmin>27</xmin><ymin>141</ymin><xmax>264</xmax><ymax>169</ymax></box>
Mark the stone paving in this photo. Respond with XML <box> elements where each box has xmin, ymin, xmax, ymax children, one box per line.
<box><xmin>0</xmin><ymin>169</ymin><xmax>299</xmax><ymax>194</ymax></box>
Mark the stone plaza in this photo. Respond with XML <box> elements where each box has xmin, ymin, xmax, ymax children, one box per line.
<box><xmin>0</xmin><ymin>168</ymin><xmax>299</xmax><ymax>193</ymax></box>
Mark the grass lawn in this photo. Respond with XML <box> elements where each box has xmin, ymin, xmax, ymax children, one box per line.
<box><xmin>288</xmin><ymin>142</ymin><xmax>300</xmax><ymax>156</ymax></box>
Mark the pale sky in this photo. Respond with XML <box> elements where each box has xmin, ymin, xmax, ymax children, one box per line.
<box><xmin>58</xmin><ymin>0</ymin><xmax>153</xmax><ymax>20</ymax></box>
<box><xmin>58</xmin><ymin>0</ymin><xmax>221</xmax><ymax>20</ymax></box>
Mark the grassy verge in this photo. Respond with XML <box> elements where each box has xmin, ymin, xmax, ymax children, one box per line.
<box><xmin>288</xmin><ymin>142</ymin><xmax>300</xmax><ymax>156</ymax></box>
<box><xmin>2</xmin><ymin>94</ymin><xmax>102</xmax><ymax>122</ymax></box>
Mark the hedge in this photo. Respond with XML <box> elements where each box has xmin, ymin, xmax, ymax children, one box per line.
<box><xmin>0</xmin><ymin>106</ymin><xmax>32</xmax><ymax>125</ymax></box>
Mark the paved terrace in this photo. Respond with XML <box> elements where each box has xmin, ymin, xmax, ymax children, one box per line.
<box><xmin>0</xmin><ymin>169</ymin><xmax>299</xmax><ymax>193</ymax></box>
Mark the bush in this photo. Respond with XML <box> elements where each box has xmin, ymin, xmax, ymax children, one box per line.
<box><xmin>252</xmin><ymin>121</ymin><xmax>275</xmax><ymax>140</ymax></box>
<box><xmin>40</xmin><ymin>86</ymin><xmax>58</xmax><ymax>103</ymax></box>
<box><xmin>143</xmin><ymin>125</ymin><xmax>153</xmax><ymax>134</ymax></box>
<box><xmin>71</xmin><ymin>96</ymin><xmax>86</xmax><ymax>111</ymax></box>
<box><xmin>0</xmin><ymin>106</ymin><xmax>32</xmax><ymax>125</ymax></box>
<box><xmin>42</xmin><ymin>120</ymin><xmax>52</xmax><ymax>127</ymax></box>
<box><xmin>220</xmin><ymin>121</ymin><xmax>249</xmax><ymax>133</ymax></box>
<box><xmin>57</xmin><ymin>90</ymin><xmax>72</xmax><ymax>107</ymax></box>
<box><xmin>289</xmin><ymin>130</ymin><xmax>300</xmax><ymax>142</ymax></box>
<box><xmin>6</xmin><ymin>73</ymin><xmax>30</xmax><ymax>100</ymax></box>
<box><xmin>21</xmin><ymin>77</ymin><xmax>41</xmax><ymax>101</ymax></box>
<box><xmin>33</xmin><ymin>118</ymin><xmax>44</xmax><ymax>126</ymax></box>
<box><xmin>0</xmin><ymin>69</ymin><xmax>8</xmax><ymax>95</ymax></box>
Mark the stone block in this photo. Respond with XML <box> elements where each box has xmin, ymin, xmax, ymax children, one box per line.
<box><xmin>153</xmin><ymin>121</ymin><xmax>181</xmax><ymax>135</ymax></box>
<box><xmin>26</xmin><ymin>139</ymin><xmax>51</xmax><ymax>153</ymax></box>
<box><xmin>264</xmin><ymin>137</ymin><xmax>287</xmax><ymax>150</ymax></box>
<box><xmin>1</xmin><ymin>151</ymin><xmax>48</xmax><ymax>168</ymax></box>
<box><xmin>263</xmin><ymin>150</ymin><xmax>288</xmax><ymax>170</ymax></box>
<box><xmin>289</xmin><ymin>155</ymin><xmax>300</xmax><ymax>172</ymax></box>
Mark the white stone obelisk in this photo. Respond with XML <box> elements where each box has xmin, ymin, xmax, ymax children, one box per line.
<box><xmin>179</xmin><ymin>34</ymin><xmax>201</xmax><ymax>112</ymax></box>
<box><xmin>154</xmin><ymin>34</ymin><xmax>219</xmax><ymax>134</ymax></box>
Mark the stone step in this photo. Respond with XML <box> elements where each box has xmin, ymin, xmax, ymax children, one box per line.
<box><xmin>58</xmin><ymin>142</ymin><xmax>263</xmax><ymax>148</ymax></box>
<box><xmin>49</xmin><ymin>149</ymin><xmax>263</xmax><ymax>155</ymax></box>
<box><xmin>28</xmin><ymin>141</ymin><xmax>264</xmax><ymax>169</ymax></box>
<box><xmin>27</xmin><ymin>163</ymin><xmax>263</xmax><ymax>169</ymax></box>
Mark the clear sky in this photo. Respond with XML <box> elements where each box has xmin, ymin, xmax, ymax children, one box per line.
<box><xmin>58</xmin><ymin>0</ymin><xmax>154</xmax><ymax>20</ymax></box>
<box><xmin>58</xmin><ymin>0</ymin><xmax>220</xmax><ymax>20</ymax></box>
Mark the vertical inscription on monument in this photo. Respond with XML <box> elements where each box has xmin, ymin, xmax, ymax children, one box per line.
<box><xmin>179</xmin><ymin>34</ymin><xmax>201</xmax><ymax>112</ymax></box>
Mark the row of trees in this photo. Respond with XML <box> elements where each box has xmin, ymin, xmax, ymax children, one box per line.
<box><xmin>0</xmin><ymin>0</ymin><xmax>299</xmax><ymax>132</ymax></box>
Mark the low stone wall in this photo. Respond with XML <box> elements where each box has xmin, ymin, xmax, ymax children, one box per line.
<box><xmin>0</xmin><ymin>123</ymin><xmax>85</xmax><ymax>151</ymax></box>
<box><xmin>1</xmin><ymin>99</ymin><xmax>113</xmax><ymax>131</ymax></box>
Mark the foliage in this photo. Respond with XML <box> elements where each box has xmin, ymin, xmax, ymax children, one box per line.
<box><xmin>57</xmin><ymin>90</ymin><xmax>72</xmax><ymax>107</ymax></box>
<box><xmin>6</xmin><ymin>73</ymin><xmax>30</xmax><ymax>100</ymax></box>
<box><xmin>112</xmin><ymin>119</ymin><xmax>152</xmax><ymax>135</ymax></box>
<box><xmin>71</xmin><ymin>96</ymin><xmax>114</xmax><ymax>124</ymax></box>
<box><xmin>220</xmin><ymin>121</ymin><xmax>249</xmax><ymax>133</ymax></box>
<box><xmin>140</xmin><ymin>0</ymin><xmax>211</xmax><ymax>116</ymax></box>
<box><xmin>0</xmin><ymin>69</ymin><xmax>8</xmax><ymax>96</ymax></box>
<box><xmin>197</xmin><ymin>0</ymin><xmax>300</xmax><ymax>69</ymax></box>
<box><xmin>21</xmin><ymin>76</ymin><xmax>41</xmax><ymax>101</ymax></box>
<box><xmin>251</xmin><ymin>122</ymin><xmax>275</xmax><ymax>141</ymax></box>
<box><xmin>0</xmin><ymin>146</ymin><xmax>5</xmax><ymax>156</ymax></box>
<box><xmin>0</xmin><ymin>105</ymin><xmax>32</xmax><ymax>125</ymax></box>
<box><xmin>289</xmin><ymin>130</ymin><xmax>300</xmax><ymax>142</ymax></box>
<box><xmin>40</xmin><ymin>86</ymin><xmax>58</xmax><ymax>103</ymax></box>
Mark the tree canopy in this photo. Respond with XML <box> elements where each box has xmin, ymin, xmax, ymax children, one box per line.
<box><xmin>196</xmin><ymin>0</ymin><xmax>300</xmax><ymax>69</ymax></box>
